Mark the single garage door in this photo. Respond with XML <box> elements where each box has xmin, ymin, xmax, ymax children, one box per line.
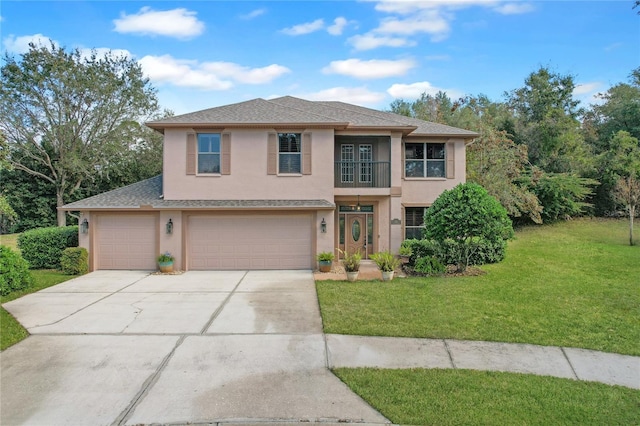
<box><xmin>188</xmin><ymin>214</ymin><xmax>312</xmax><ymax>270</ymax></box>
<box><xmin>96</xmin><ymin>214</ymin><xmax>157</xmax><ymax>270</ymax></box>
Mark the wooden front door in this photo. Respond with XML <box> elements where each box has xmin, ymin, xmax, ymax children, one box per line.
<box><xmin>346</xmin><ymin>214</ymin><xmax>367</xmax><ymax>256</ymax></box>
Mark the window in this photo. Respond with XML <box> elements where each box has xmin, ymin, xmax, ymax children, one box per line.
<box><xmin>360</xmin><ymin>145</ymin><xmax>372</xmax><ymax>183</ymax></box>
<box><xmin>198</xmin><ymin>133</ymin><xmax>220</xmax><ymax>174</ymax></box>
<box><xmin>279</xmin><ymin>133</ymin><xmax>301</xmax><ymax>174</ymax></box>
<box><xmin>405</xmin><ymin>143</ymin><xmax>445</xmax><ymax>178</ymax></box>
<box><xmin>405</xmin><ymin>207</ymin><xmax>427</xmax><ymax>239</ymax></box>
<box><xmin>340</xmin><ymin>145</ymin><xmax>354</xmax><ymax>183</ymax></box>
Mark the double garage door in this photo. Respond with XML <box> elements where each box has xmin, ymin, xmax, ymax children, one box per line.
<box><xmin>94</xmin><ymin>213</ymin><xmax>313</xmax><ymax>270</ymax></box>
<box><xmin>188</xmin><ymin>214</ymin><xmax>312</xmax><ymax>270</ymax></box>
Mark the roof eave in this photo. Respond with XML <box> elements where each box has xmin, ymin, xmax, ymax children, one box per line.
<box><xmin>145</xmin><ymin>122</ymin><xmax>351</xmax><ymax>130</ymax></box>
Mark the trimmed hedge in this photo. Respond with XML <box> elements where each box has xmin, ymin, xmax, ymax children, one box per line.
<box><xmin>18</xmin><ymin>226</ymin><xmax>79</xmax><ymax>269</ymax></box>
<box><xmin>60</xmin><ymin>247</ymin><xmax>88</xmax><ymax>275</ymax></box>
<box><xmin>0</xmin><ymin>245</ymin><xmax>33</xmax><ymax>296</ymax></box>
<box><xmin>404</xmin><ymin>238</ymin><xmax>507</xmax><ymax>267</ymax></box>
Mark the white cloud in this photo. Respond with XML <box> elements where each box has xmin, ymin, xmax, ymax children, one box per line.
<box><xmin>281</xmin><ymin>19</ymin><xmax>324</xmax><ymax>35</ymax></box>
<box><xmin>387</xmin><ymin>81</ymin><xmax>462</xmax><ymax>99</ymax></box>
<box><xmin>79</xmin><ymin>47</ymin><xmax>133</xmax><ymax>61</ymax></box>
<box><xmin>201</xmin><ymin>62</ymin><xmax>290</xmax><ymax>84</ymax></box>
<box><xmin>327</xmin><ymin>17</ymin><xmax>348</xmax><ymax>35</ymax></box>
<box><xmin>573</xmin><ymin>82</ymin><xmax>601</xmax><ymax>96</ymax></box>
<box><xmin>138</xmin><ymin>55</ymin><xmax>290</xmax><ymax>90</ymax></box>
<box><xmin>349</xmin><ymin>34</ymin><xmax>415</xmax><ymax>50</ymax></box>
<box><xmin>299</xmin><ymin>86</ymin><xmax>387</xmax><ymax>105</ymax></box>
<box><xmin>322</xmin><ymin>58</ymin><xmax>416</xmax><ymax>79</ymax></box>
<box><xmin>573</xmin><ymin>81</ymin><xmax>604</xmax><ymax>106</ymax></box>
<box><xmin>493</xmin><ymin>3</ymin><xmax>534</xmax><ymax>15</ymax></box>
<box><xmin>240</xmin><ymin>8</ymin><xmax>266</xmax><ymax>20</ymax></box>
<box><xmin>3</xmin><ymin>33</ymin><xmax>52</xmax><ymax>54</ymax></box>
<box><xmin>376</xmin><ymin>11</ymin><xmax>450</xmax><ymax>38</ymax></box>
<box><xmin>113</xmin><ymin>7</ymin><xmax>205</xmax><ymax>39</ymax></box>
<box><xmin>374</xmin><ymin>0</ymin><xmax>500</xmax><ymax>14</ymax></box>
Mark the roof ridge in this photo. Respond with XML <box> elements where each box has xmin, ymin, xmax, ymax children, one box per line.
<box><xmin>266</xmin><ymin>96</ymin><xmax>345</xmax><ymax>123</ymax></box>
<box><xmin>316</xmin><ymin>100</ymin><xmax>416</xmax><ymax>128</ymax></box>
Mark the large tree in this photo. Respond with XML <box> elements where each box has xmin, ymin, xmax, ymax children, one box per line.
<box><xmin>0</xmin><ymin>42</ymin><xmax>161</xmax><ymax>226</ymax></box>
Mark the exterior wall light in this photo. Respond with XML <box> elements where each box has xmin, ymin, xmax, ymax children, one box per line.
<box><xmin>320</xmin><ymin>218</ymin><xmax>327</xmax><ymax>233</ymax></box>
<box><xmin>81</xmin><ymin>218</ymin><xmax>89</xmax><ymax>234</ymax></box>
<box><xmin>166</xmin><ymin>218</ymin><xmax>173</xmax><ymax>234</ymax></box>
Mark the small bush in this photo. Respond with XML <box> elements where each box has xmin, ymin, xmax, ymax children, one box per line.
<box><xmin>403</xmin><ymin>238</ymin><xmax>507</xmax><ymax>267</ymax></box>
<box><xmin>0</xmin><ymin>245</ymin><xmax>33</xmax><ymax>295</ymax></box>
<box><xmin>18</xmin><ymin>226</ymin><xmax>78</xmax><ymax>269</ymax></box>
<box><xmin>60</xmin><ymin>247</ymin><xmax>88</xmax><ymax>275</ymax></box>
<box><xmin>413</xmin><ymin>256</ymin><xmax>446</xmax><ymax>275</ymax></box>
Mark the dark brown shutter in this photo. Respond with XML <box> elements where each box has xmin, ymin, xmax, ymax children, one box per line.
<box><xmin>186</xmin><ymin>133</ymin><xmax>196</xmax><ymax>175</ymax></box>
<box><xmin>446</xmin><ymin>142</ymin><xmax>455</xmax><ymax>179</ymax></box>
<box><xmin>267</xmin><ymin>132</ymin><xmax>277</xmax><ymax>175</ymax></box>
<box><xmin>221</xmin><ymin>132</ymin><xmax>231</xmax><ymax>175</ymax></box>
<box><xmin>302</xmin><ymin>132</ymin><xmax>312</xmax><ymax>175</ymax></box>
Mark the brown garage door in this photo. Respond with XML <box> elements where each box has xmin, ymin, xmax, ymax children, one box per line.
<box><xmin>96</xmin><ymin>214</ymin><xmax>157</xmax><ymax>270</ymax></box>
<box><xmin>188</xmin><ymin>214</ymin><xmax>312</xmax><ymax>270</ymax></box>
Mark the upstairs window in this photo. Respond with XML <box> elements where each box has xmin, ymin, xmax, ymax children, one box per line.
<box><xmin>405</xmin><ymin>143</ymin><xmax>445</xmax><ymax>178</ymax></box>
<box><xmin>279</xmin><ymin>133</ymin><xmax>301</xmax><ymax>174</ymax></box>
<box><xmin>198</xmin><ymin>133</ymin><xmax>220</xmax><ymax>174</ymax></box>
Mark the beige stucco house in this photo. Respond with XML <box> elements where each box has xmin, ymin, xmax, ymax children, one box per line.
<box><xmin>61</xmin><ymin>96</ymin><xmax>478</xmax><ymax>271</ymax></box>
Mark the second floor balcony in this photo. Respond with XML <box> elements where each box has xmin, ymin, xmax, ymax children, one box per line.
<box><xmin>334</xmin><ymin>161</ymin><xmax>390</xmax><ymax>188</ymax></box>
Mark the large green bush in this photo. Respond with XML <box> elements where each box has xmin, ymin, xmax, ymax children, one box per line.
<box><xmin>533</xmin><ymin>173</ymin><xmax>598</xmax><ymax>222</ymax></box>
<box><xmin>424</xmin><ymin>183</ymin><xmax>514</xmax><ymax>272</ymax></box>
<box><xmin>60</xmin><ymin>247</ymin><xmax>88</xmax><ymax>275</ymax></box>
<box><xmin>404</xmin><ymin>238</ymin><xmax>507</xmax><ymax>267</ymax></box>
<box><xmin>0</xmin><ymin>245</ymin><xmax>33</xmax><ymax>295</ymax></box>
<box><xmin>18</xmin><ymin>226</ymin><xmax>79</xmax><ymax>269</ymax></box>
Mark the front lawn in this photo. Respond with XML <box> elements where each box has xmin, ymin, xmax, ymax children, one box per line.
<box><xmin>317</xmin><ymin>218</ymin><xmax>640</xmax><ymax>355</ymax></box>
<box><xmin>0</xmin><ymin>233</ymin><xmax>20</xmax><ymax>252</ymax></box>
<box><xmin>1</xmin><ymin>270</ymin><xmax>74</xmax><ymax>350</ymax></box>
<box><xmin>333</xmin><ymin>368</ymin><xmax>640</xmax><ymax>425</ymax></box>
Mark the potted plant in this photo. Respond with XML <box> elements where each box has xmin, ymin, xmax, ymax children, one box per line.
<box><xmin>399</xmin><ymin>244</ymin><xmax>412</xmax><ymax>265</ymax></box>
<box><xmin>316</xmin><ymin>251</ymin><xmax>335</xmax><ymax>273</ymax></box>
<box><xmin>370</xmin><ymin>250</ymin><xmax>401</xmax><ymax>281</ymax></box>
<box><xmin>339</xmin><ymin>249</ymin><xmax>361</xmax><ymax>282</ymax></box>
<box><xmin>157</xmin><ymin>252</ymin><xmax>174</xmax><ymax>273</ymax></box>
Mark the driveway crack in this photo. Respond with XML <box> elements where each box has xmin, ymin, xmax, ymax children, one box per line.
<box><xmin>198</xmin><ymin>270</ymin><xmax>248</xmax><ymax>334</ymax></box>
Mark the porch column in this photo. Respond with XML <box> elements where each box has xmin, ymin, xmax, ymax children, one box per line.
<box><xmin>389</xmin><ymin>131</ymin><xmax>403</xmax><ymax>253</ymax></box>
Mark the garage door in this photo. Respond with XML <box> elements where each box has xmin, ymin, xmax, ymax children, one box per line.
<box><xmin>96</xmin><ymin>215</ymin><xmax>157</xmax><ymax>270</ymax></box>
<box><xmin>188</xmin><ymin>215</ymin><xmax>312</xmax><ymax>270</ymax></box>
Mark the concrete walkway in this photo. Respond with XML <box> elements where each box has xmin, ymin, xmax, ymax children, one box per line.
<box><xmin>1</xmin><ymin>270</ymin><xmax>639</xmax><ymax>426</ymax></box>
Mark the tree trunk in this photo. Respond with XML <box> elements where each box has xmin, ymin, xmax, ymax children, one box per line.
<box><xmin>57</xmin><ymin>191</ymin><xmax>66</xmax><ymax>227</ymax></box>
<box><xmin>630</xmin><ymin>205</ymin><xmax>635</xmax><ymax>246</ymax></box>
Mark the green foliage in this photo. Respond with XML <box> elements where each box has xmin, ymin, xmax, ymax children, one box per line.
<box><xmin>316</xmin><ymin>251</ymin><xmax>335</xmax><ymax>262</ymax></box>
<box><xmin>403</xmin><ymin>238</ymin><xmax>507</xmax><ymax>267</ymax></box>
<box><xmin>0</xmin><ymin>245</ymin><xmax>33</xmax><ymax>295</ymax></box>
<box><xmin>157</xmin><ymin>252</ymin><xmax>174</xmax><ymax>263</ymax></box>
<box><xmin>0</xmin><ymin>42</ymin><xmax>163</xmax><ymax>226</ymax></box>
<box><xmin>369</xmin><ymin>251</ymin><xmax>401</xmax><ymax>272</ymax></box>
<box><xmin>424</xmin><ymin>183</ymin><xmax>514</xmax><ymax>271</ymax></box>
<box><xmin>413</xmin><ymin>256</ymin><xmax>446</xmax><ymax>275</ymax></box>
<box><xmin>60</xmin><ymin>247</ymin><xmax>88</xmax><ymax>275</ymax></box>
<box><xmin>18</xmin><ymin>226</ymin><xmax>79</xmax><ymax>269</ymax></box>
<box><xmin>339</xmin><ymin>248</ymin><xmax>361</xmax><ymax>272</ymax></box>
<box><xmin>533</xmin><ymin>173</ymin><xmax>598</xmax><ymax>221</ymax></box>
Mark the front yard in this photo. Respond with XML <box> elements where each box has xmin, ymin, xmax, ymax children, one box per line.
<box><xmin>318</xmin><ymin>218</ymin><xmax>640</xmax><ymax>424</ymax></box>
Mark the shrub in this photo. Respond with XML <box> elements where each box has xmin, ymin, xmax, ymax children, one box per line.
<box><xmin>370</xmin><ymin>251</ymin><xmax>401</xmax><ymax>272</ymax></box>
<box><xmin>403</xmin><ymin>238</ymin><xmax>507</xmax><ymax>268</ymax></box>
<box><xmin>424</xmin><ymin>183</ymin><xmax>514</xmax><ymax>272</ymax></box>
<box><xmin>339</xmin><ymin>248</ymin><xmax>362</xmax><ymax>272</ymax></box>
<box><xmin>533</xmin><ymin>173</ymin><xmax>598</xmax><ymax>222</ymax></box>
<box><xmin>60</xmin><ymin>247</ymin><xmax>88</xmax><ymax>275</ymax></box>
<box><xmin>18</xmin><ymin>226</ymin><xmax>78</xmax><ymax>269</ymax></box>
<box><xmin>316</xmin><ymin>251</ymin><xmax>335</xmax><ymax>262</ymax></box>
<box><xmin>413</xmin><ymin>256</ymin><xmax>446</xmax><ymax>276</ymax></box>
<box><xmin>0</xmin><ymin>245</ymin><xmax>33</xmax><ymax>295</ymax></box>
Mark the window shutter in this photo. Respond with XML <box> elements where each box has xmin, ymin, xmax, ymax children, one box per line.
<box><xmin>302</xmin><ymin>132</ymin><xmax>312</xmax><ymax>175</ymax></box>
<box><xmin>186</xmin><ymin>133</ymin><xmax>196</xmax><ymax>175</ymax></box>
<box><xmin>267</xmin><ymin>132</ymin><xmax>277</xmax><ymax>175</ymax></box>
<box><xmin>446</xmin><ymin>142</ymin><xmax>455</xmax><ymax>179</ymax></box>
<box><xmin>221</xmin><ymin>132</ymin><xmax>231</xmax><ymax>175</ymax></box>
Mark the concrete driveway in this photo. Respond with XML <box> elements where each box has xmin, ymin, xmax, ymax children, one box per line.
<box><xmin>1</xmin><ymin>270</ymin><xmax>388</xmax><ymax>425</ymax></box>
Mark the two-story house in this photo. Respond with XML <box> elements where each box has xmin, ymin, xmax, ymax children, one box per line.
<box><xmin>61</xmin><ymin>96</ymin><xmax>478</xmax><ymax>271</ymax></box>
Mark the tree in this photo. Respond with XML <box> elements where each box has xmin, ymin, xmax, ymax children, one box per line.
<box><xmin>0</xmin><ymin>131</ymin><xmax>17</xmax><ymax>233</ymax></box>
<box><xmin>614</xmin><ymin>176</ymin><xmax>639</xmax><ymax>245</ymax></box>
<box><xmin>424</xmin><ymin>183</ymin><xmax>514</xmax><ymax>272</ymax></box>
<box><xmin>0</xmin><ymin>42</ymin><xmax>161</xmax><ymax>226</ymax></box>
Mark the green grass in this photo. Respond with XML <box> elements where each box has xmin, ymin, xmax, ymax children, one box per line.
<box><xmin>1</xmin><ymin>270</ymin><xmax>74</xmax><ymax>351</ymax></box>
<box><xmin>333</xmin><ymin>368</ymin><xmax>640</xmax><ymax>425</ymax></box>
<box><xmin>317</xmin><ymin>218</ymin><xmax>640</xmax><ymax>355</ymax></box>
<box><xmin>0</xmin><ymin>233</ymin><xmax>20</xmax><ymax>252</ymax></box>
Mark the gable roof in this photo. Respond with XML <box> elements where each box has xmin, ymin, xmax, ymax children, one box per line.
<box><xmin>59</xmin><ymin>175</ymin><xmax>335</xmax><ymax>211</ymax></box>
<box><xmin>146</xmin><ymin>96</ymin><xmax>478</xmax><ymax>138</ymax></box>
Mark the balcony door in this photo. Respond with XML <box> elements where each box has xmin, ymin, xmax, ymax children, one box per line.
<box><xmin>340</xmin><ymin>143</ymin><xmax>372</xmax><ymax>185</ymax></box>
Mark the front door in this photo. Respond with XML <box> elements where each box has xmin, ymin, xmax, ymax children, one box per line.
<box><xmin>346</xmin><ymin>214</ymin><xmax>367</xmax><ymax>256</ymax></box>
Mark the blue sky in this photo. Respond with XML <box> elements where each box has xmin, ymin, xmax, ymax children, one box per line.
<box><xmin>2</xmin><ymin>1</ymin><xmax>638</xmax><ymax>115</ymax></box>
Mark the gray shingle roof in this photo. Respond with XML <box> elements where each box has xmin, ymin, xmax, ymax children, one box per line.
<box><xmin>60</xmin><ymin>175</ymin><xmax>335</xmax><ymax>211</ymax></box>
<box><xmin>147</xmin><ymin>96</ymin><xmax>478</xmax><ymax>138</ymax></box>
